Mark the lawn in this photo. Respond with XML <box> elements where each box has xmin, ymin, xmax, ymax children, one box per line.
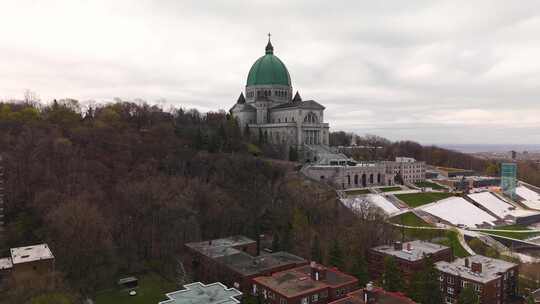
<box><xmin>482</xmin><ymin>230</ymin><xmax>540</xmax><ymax>240</ymax></box>
<box><xmin>390</xmin><ymin>212</ymin><xmax>433</xmax><ymax>227</ymax></box>
<box><xmin>379</xmin><ymin>186</ymin><xmax>403</xmax><ymax>192</ymax></box>
<box><xmin>435</xmin><ymin>231</ymin><xmax>470</xmax><ymax>258</ymax></box>
<box><xmin>345</xmin><ymin>189</ymin><xmax>371</xmax><ymax>196</ymax></box>
<box><xmin>395</xmin><ymin>192</ymin><xmax>454</xmax><ymax>208</ymax></box>
<box><xmin>477</xmin><ymin>224</ymin><xmax>540</xmax><ymax>240</ymax></box>
<box><xmin>415</xmin><ymin>181</ymin><xmax>446</xmax><ymax>190</ymax></box>
<box><xmin>94</xmin><ymin>273</ymin><xmax>177</xmax><ymax>304</ymax></box>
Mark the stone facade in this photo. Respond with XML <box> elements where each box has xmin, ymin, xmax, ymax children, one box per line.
<box><xmin>303</xmin><ymin>157</ymin><xmax>426</xmax><ymax>190</ymax></box>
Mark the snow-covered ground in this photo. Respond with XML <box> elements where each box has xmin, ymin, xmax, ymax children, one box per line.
<box><xmin>468</xmin><ymin>192</ymin><xmax>539</xmax><ymax>218</ymax></box>
<box><xmin>420</xmin><ymin>197</ymin><xmax>497</xmax><ymax>227</ymax></box>
<box><xmin>341</xmin><ymin>194</ymin><xmax>400</xmax><ymax>216</ymax></box>
<box><xmin>516</xmin><ymin>186</ymin><xmax>540</xmax><ymax>209</ymax></box>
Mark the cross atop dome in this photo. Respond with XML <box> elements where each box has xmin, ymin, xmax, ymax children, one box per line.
<box><xmin>265</xmin><ymin>33</ymin><xmax>274</xmax><ymax>54</ymax></box>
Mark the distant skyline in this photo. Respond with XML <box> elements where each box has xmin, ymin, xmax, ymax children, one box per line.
<box><xmin>2</xmin><ymin>1</ymin><xmax>540</xmax><ymax>144</ymax></box>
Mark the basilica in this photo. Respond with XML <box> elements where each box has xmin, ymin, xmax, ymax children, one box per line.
<box><xmin>230</xmin><ymin>37</ymin><xmax>330</xmax><ymax>154</ymax></box>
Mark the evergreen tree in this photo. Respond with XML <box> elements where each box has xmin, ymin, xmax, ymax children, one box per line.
<box><xmin>420</xmin><ymin>257</ymin><xmax>443</xmax><ymax>304</ymax></box>
<box><xmin>288</xmin><ymin>146</ymin><xmax>298</xmax><ymax>162</ymax></box>
<box><xmin>350</xmin><ymin>256</ymin><xmax>369</xmax><ymax>287</ymax></box>
<box><xmin>328</xmin><ymin>239</ymin><xmax>344</xmax><ymax>270</ymax></box>
<box><xmin>407</xmin><ymin>271</ymin><xmax>424</xmax><ymax>302</ymax></box>
<box><xmin>457</xmin><ymin>285</ymin><xmax>479</xmax><ymax>304</ymax></box>
<box><xmin>244</xmin><ymin>124</ymin><xmax>251</xmax><ymax>140</ymax></box>
<box><xmin>258</xmin><ymin>128</ymin><xmax>264</xmax><ymax>145</ymax></box>
<box><xmin>272</xmin><ymin>233</ymin><xmax>281</xmax><ymax>252</ymax></box>
<box><xmin>281</xmin><ymin>225</ymin><xmax>293</xmax><ymax>252</ymax></box>
<box><xmin>311</xmin><ymin>235</ymin><xmax>322</xmax><ymax>263</ymax></box>
<box><xmin>382</xmin><ymin>256</ymin><xmax>404</xmax><ymax>292</ymax></box>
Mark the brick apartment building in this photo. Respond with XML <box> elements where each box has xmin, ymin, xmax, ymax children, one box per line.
<box><xmin>252</xmin><ymin>262</ymin><xmax>359</xmax><ymax>304</ymax></box>
<box><xmin>328</xmin><ymin>286</ymin><xmax>417</xmax><ymax>304</ymax></box>
<box><xmin>368</xmin><ymin>240</ymin><xmax>452</xmax><ymax>285</ymax></box>
<box><xmin>0</xmin><ymin>243</ymin><xmax>55</xmax><ymax>288</ymax></box>
<box><xmin>436</xmin><ymin>255</ymin><xmax>518</xmax><ymax>304</ymax></box>
<box><xmin>185</xmin><ymin>236</ymin><xmax>307</xmax><ymax>292</ymax></box>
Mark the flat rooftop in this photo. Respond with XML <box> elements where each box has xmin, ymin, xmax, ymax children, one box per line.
<box><xmin>253</xmin><ymin>264</ymin><xmax>357</xmax><ymax>298</ymax></box>
<box><xmin>372</xmin><ymin>240</ymin><xmax>449</xmax><ymax>262</ymax></box>
<box><xmin>159</xmin><ymin>282</ymin><xmax>242</xmax><ymax>304</ymax></box>
<box><xmin>0</xmin><ymin>257</ymin><xmax>13</xmax><ymax>270</ymax></box>
<box><xmin>435</xmin><ymin>255</ymin><xmax>517</xmax><ymax>283</ymax></box>
<box><xmin>10</xmin><ymin>243</ymin><xmax>54</xmax><ymax>264</ymax></box>
<box><xmin>329</xmin><ymin>289</ymin><xmax>417</xmax><ymax>304</ymax></box>
<box><xmin>216</xmin><ymin>251</ymin><xmax>306</xmax><ymax>277</ymax></box>
<box><xmin>186</xmin><ymin>236</ymin><xmax>255</xmax><ymax>258</ymax></box>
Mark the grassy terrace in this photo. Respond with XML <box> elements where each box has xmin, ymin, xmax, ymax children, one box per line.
<box><xmin>395</xmin><ymin>192</ymin><xmax>454</xmax><ymax>208</ymax></box>
<box><xmin>379</xmin><ymin>186</ymin><xmax>403</xmax><ymax>192</ymax></box>
<box><xmin>345</xmin><ymin>189</ymin><xmax>371</xmax><ymax>196</ymax></box>
<box><xmin>94</xmin><ymin>273</ymin><xmax>176</xmax><ymax>304</ymax></box>
<box><xmin>437</xmin><ymin>231</ymin><xmax>470</xmax><ymax>258</ymax></box>
<box><xmin>415</xmin><ymin>181</ymin><xmax>446</xmax><ymax>190</ymax></box>
<box><xmin>390</xmin><ymin>212</ymin><xmax>433</xmax><ymax>227</ymax></box>
<box><xmin>478</xmin><ymin>225</ymin><xmax>540</xmax><ymax>240</ymax></box>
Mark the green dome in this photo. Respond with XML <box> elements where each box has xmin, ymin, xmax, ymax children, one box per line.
<box><xmin>246</xmin><ymin>40</ymin><xmax>291</xmax><ymax>86</ymax></box>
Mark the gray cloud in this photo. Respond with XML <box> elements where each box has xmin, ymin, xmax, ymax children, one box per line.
<box><xmin>1</xmin><ymin>0</ymin><xmax>540</xmax><ymax>144</ymax></box>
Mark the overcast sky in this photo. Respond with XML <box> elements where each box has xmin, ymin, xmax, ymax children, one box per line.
<box><xmin>2</xmin><ymin>1</ymin><xmax>540</xmax><ymax>144</ymax></box>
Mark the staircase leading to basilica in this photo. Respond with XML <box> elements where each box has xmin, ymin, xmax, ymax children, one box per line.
<box><xmin>304</xmin><ymin>144</ymin><xmax>349</xmax><ymax>164</ymax></box>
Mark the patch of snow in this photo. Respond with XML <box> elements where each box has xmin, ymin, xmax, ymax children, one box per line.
<box><xmin>420</xmin><ymin>197</ymin><xmax>497</xmax><ymax>227</ymax></box>
<box><xmin>468</xmin><ymin>192</ymin><xmax>539</xmax><ymax>218</ymax></box>
<box><xmin>341</xmin><ymin>194</ymin><xmax>400</xmax><ymax>215</ymax></box>
<box><xmin>516</xmin><ymin>186</ymin><xmax>540</xmax><ymax>209</ymax></box>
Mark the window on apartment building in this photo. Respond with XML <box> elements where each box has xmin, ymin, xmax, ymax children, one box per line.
<box><xmin>252</xmin><ymin>284</ymin><xmax>257</xmax><ymax>296</ymax></box>
<box><xmin>439</xmin><ymin>275</ymin><xmax>444</xmax><ymax>282</ymax></box>
<box><xmin>474</xmin><ymin>284</ymin><xmax>482</xmax><ymax>293</ymax></box>
<box><xmin>312</xmin><ymin>294</ymin><xmax>319</xmax><ymax>302</ymax></box>
<box><xmin>445</xmin><ymin>296</ymin><xmax>455</xmax><ymax>304</ymax></box>
<box><xmin>280</xmin><ymin>298</ymin><xmax>287</xmax><ymax>304</ymax></box>
<box><xmin>447</xmin><ymin>287</ymin><xmax>454</xmax><ymax>295</ymax></box>
<box><xmin>301</xmin><ymin>297</ymin><xmax>309</xmax><ymax>304</ymax></box>
<box><xmin>320</xmin><ymin>291</ymin><xmax>328</xmax><ymax>298</ymax></box>
<box><xmin>447</xmin><ymin>276</ymin><xmax>454</xmax><ymax>285</ymax></box>
<box><xmin>268</xmin><ymin>291</ymin><xmax>275</xmax><ymax>300</ymax></box>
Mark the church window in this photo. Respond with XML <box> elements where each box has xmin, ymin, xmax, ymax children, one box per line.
<box><xmin>285</xmin><ymin>117</ymin><xmax>287</xmax><ymax>122</ymax></box>
<box><xmin>304</xmin><ymin>112</ymin><xmax>318</xmax><ymax>123</ymax></box>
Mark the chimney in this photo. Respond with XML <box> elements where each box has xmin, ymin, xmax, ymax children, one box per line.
<box><xmin>256</xmin><ymin>234</ymin><xmax>263</xmax><ymax>256</ymax></box>
<box><xmin>394</xmin><ymin>241</ymin><xmax>403</xmax><ymax>251</ymax></box>
<box><xmin>310</xmin><ymin>262</ymin><xmax>326</xmax><ymax>281</ymax></box>
<box><xmin>464</xmin><ymin>258</ymin><xmax>469</xmax><ymax>268</ymax></box>
<box><xmin>471</xmin><ymin>262</ymin><xmax>482</xmax><ymax>274</ymax></box>
<box><xmin>364</xmin><ymin>282</ymin><xmax>373</xmax><ymax>303</ymax></box>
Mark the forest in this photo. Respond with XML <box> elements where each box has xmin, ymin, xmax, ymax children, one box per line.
<box><xmin>1</xmin><ymin>100</ymin><xmax>536</xmax><ymax>303</ymax></box>
<box><xmin>0</xmin><ymin>100</ymin><xmax>393</xmax><ymax>303</ymax></box>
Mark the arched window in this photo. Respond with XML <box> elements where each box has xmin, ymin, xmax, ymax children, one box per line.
<box><xmin>377</xmin><ymin>173</ymin><xmax>381</xmax><ymax>184</ymax></box>
<box><xmin>354</xmin><ymin>174</ymin><xmax>358</xmax><ymax>185</ymax></box>
<box><xmin>347</xmin><ymin>175</ymin><xmax>351</xmax><ymax>185</ymax></box>
<box><xmin>362</xmin><ymin>174</ymin><xmax>367</xmax><ymax>187</ymax></box>
<box><xmin>304</xmin><ymin>112</ymin><xmax>318</xmax><ymax>123</ymax></box>
<box><xmin>369</xmin><ymin>174</ymin><xmax>374</xmax><ymax>184</ymax></box>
